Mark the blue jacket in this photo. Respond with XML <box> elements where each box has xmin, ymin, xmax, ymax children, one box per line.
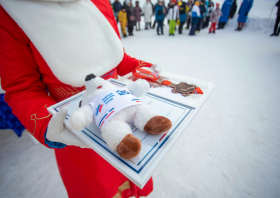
<box><xmin>155</xmin><ymin>4</ymin><xmax>165</xmax><ymax>21</ymax></box>
<box><xmin>191</xmin><ymin>11</ymin><xmax>199</xmax><ymax>24</ymax></box>
<box><xmin>237</xmin><ymin>0</ymin><xmax>254</xmax><ymax>23</ymax></box>
<box><xmin>219</xmin><ymin>0</ymin><xmax>233</xmax><ymax>23</ymax></box>
<box><xmin>113</xmin><ymin>1</ymin><xmax>122</xmax><ymax>13</ymax></box>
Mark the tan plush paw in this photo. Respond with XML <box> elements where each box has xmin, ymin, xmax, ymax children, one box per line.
<box><xmin>144</xmin><ymin>116</ymin><xmax>172</xmax><ymax>135</ymax></box>
<box><xmin>116</xmin><ymin>134</ymin><xmax>141</xmax><ymax>160</ymax></box>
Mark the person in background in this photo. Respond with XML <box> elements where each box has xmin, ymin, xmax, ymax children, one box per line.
<box><xmin>178</xmin><ymin>0</ymin><xmax>189</xmax><ymax>34</ymax></box>
<box><xmin>217</xmin><ymin>0</ymin><xmax>233</xmax><ymax>29</ymax></box>
<box><xmin>134</xmin><ymin>1</ymin><xmax>142</xmax><ymax>31</ymax></box>
<box><xmin>209</xmin><ymin>3</ymin><xmax>222</xmax><ymax>33</ymax></box>
<box><xmin>113</xmin><ymin>0</ymin><xmax>122</xmax><ymax>23</ymax></box>
<box><xmin>196</xmin><ymin>0</ymin><xmax>206</xmax><ymax>33</ymax></box>
<box><xmin>149</xmin><ymin>0</ymin><xmax>155</xmax><ymax>28</ymax></box>
<box><xmin>185</xmin><ymin>0</ymin><xmax>194</xmax><ymax>29</ymax></box>
<box><xmin>204</xmin><ymin>1</ymin><xmax>214</xmax><ymax>28</ymax></box>
<box><xmin>203</xmin><ymin>0</ymin><xmax>209</xmax><ymax>28</ymax></box>
<box><xmin>189</xmin><ymin>1</ymin><xmax>200</xmax><ymax>36</ymax></box>
<box><xmin>152</xmin><ymin>0</ymin><xmax>159</xmax><ymax>29</ymax></box>
<box><xmin>167</xmin><ymin>0</ymin><xmax>179</xmax><ymax>36</ymax></box>
<box><xmin>155</xmin><ymin>0</ymin><xmax>165</xmax><ymax>35</ymax></box>
<box><xmin>235</xmin><ymin>0</ymin><xmax>253</xmax><ymax>31</ymax></box>
<box><xmin>118</xmin><ymin>6</ymin><xmax>128</xmax><ymax>37</ymax></box>
<box><xmin>228</xmin><ymin>0</ymin><xmax>237</xmax><ymax>19</ymax></box>
<box><xmin>271</xmin><ymin>0</ymin><xmax>280</xmax><ymax>36</ymax></box>
<box><xmin>142</xmin><ymin>0</ymin><xmax>153</xmax><ymax>29</ymax></box>
<box><xmin>125</xmin><ymin>0</ymin><xmax>135</xmax><ymax>35</ymax></box>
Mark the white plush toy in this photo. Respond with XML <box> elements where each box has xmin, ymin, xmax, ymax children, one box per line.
<box><xmin>69</xmin><ymin>74</ymin><xmax>172</xmax><ymax>159</ymax></box>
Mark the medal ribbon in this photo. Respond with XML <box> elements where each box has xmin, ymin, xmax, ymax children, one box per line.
<box><xmin>132</xmin><ymin>67</ymin><xmax>203</xmax><ymax>94</ymax></box>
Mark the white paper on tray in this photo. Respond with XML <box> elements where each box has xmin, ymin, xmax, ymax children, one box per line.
<box><xmin>47</xmin><ymin>73</ymin><xmax>214</xmax><ymax>188</ymax></box>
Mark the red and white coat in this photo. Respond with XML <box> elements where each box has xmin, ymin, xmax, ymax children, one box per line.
<box><xmin>0</xmin><ymin>0</ymin><xmax>153</xmax><ymax>197</ymax></box>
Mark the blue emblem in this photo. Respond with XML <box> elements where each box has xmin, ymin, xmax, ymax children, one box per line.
<box><xmin>116</xmin><ymin>90</ymin><xmax>129</xmax><ymax>96</ymax></box>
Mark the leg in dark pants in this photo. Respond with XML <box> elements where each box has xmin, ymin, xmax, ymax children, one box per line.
<box><xmin>157</xmin><ymin>20</ymin><xmax>163</xmax><ymax>34</ymax></box>
<box><xmin>196</xmin><ymin>18</ymin><xmax>202</xmax><ymax>31</ymax></box>
<box><xmin>189</xmin><ymin>23</ymin><xmax>197</xmax><ymax>35</ymax></box>
<box><xmin>186</xmin><ymin>17</ymin><xmax>191</xmax><ymax>29</ymax></box>
<box><xmin>152</xmin><ymin>20</ymin><xmax>157</xmax><ymax>29</ymax></box>
<box><xmin>204</xmin><ymin>16</ymin><xmax>210</xmax><ymax>28</ymax></box>
<box><xmin>179</xmin><ymin>21</ymin><xmax>185</xmax><ymax>34</ymax></box>
<box><xmin>272</xmin><ymin>15</ymin><xmax>280</xmax><ymax>35</ymax></box>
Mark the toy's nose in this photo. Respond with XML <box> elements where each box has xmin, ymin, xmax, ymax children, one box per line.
<box><xmin>85</xmin><ymin>74</ymin><xmax>96</xmax><ymax>81</ymax></box>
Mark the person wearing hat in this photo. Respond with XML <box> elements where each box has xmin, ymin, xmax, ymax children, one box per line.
<box><xmin>142</xmin><ymin>0</ymin><xmax>153</xmax><ymax>29</ymax></box>
<box><xmin>118</xmin><ymin>6</ymin><xmax>128</xmax><ymax>37</ymax></box>
<box><xmin>189</xmin><ymin>1</ymin><xmax>201</xmax><ymax>35</ymax></box>
<box><xmin>167</xmin><ymin>0</ymin><xmax>179</xmax><ymax>35</ymax></box>
<box><xmin>0</xmin><ymin>0</ymin><xmax>160</xmax><ymax>197</ymax></box>
<box><xmin>209</xmin><ymin>3</ymin><xmax>223</xmax><ymax>33</ymax></box>
<box><xmin>155</xmin><ymin>0</ymin><xmax>166</xmax><ymax>35</ymax></box>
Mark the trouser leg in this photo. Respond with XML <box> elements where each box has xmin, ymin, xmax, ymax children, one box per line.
<box><xmin>189</xmin><ymin>23</ymin><xmax>197</xmax><ymax>35</ymax></box>
<box><xmin>121</xmin><ymin>24</ymin><xmax>127</xmax><ymax>35</ymax></box>
<box><xmin>169</xmin><ymin>20</ymin><xmax>176</xmax><ymax>34</ymax></box>
<box><xmin>158</xmin><ymin>20</ymin><xmax>163</xmax><ymax>33</ymax></box>
<box><xmin>273</xmin><ymin>15</ymin><xmax>280</xmax><ymax>34</ymax></box>
<box><xmin>153</xmin><ymin>20</ymin><xmax>157</xmax><ymax>28</ymax></box>
<box><xmin>179</xmin><ymin>21</ymin><xmax>185</xmax><ymax>33</ymax></box>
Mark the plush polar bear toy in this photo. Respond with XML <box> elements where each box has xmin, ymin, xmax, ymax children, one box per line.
<box><xmin>69</xmin><ymin>74</ymin><xmax>172</xmax><ymax>159</ymax></box>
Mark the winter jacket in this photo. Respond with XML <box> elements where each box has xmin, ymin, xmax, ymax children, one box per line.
<box><xmin>133</xmin><ymin>6</ymin><xmax>142</xmax><ymax>22</ymax></box>
<box><xmin>125</xmin><ymin>4</ymin><xmax>135</xmax><ymax>26</ymax></box>
<box><xmin>199</xmin><ymin>4</ymin><xmax>206</xmax><ymax>18</ymax></box>
<box><xmin>219</xmin><ymin>0</ymin><xmax>233</xmax><ymax>23</ymax></box>
<box><xmin>113</xmin><ymin>1</ymin><xmax>122</xmax><ymax>13</ymax></box>
<box><xmin>142</xmin><ymin>2</ymin><xmax>153</xmax><ymax>22</ymax></box>
<box><xmin>118</xmin><ymin>10</ymin><xmax>128</xmax><ymax>25</ymax></box>
<box><xmin>167</xmin><ymin>4</ymin><xmax>179</xmax><ymax>20</ymax></box>
<box><xmin>229</xmin><ymin>1</ymin><xmax>237</xmax><ymax>18</ymax></box>
<box><xmin>155</xmin><ymin>4</ymin><xmax>165</xmax><ymax>21</ymax></box>
<box><xmin>207</xmin><ymin>4</ymin><xmax>214</xmax><ymax>17</ymax></box>
<box><xmin>179</xmin><ymin>2</ymin><xmax>189</xmax><ymax>22</ymax></box>
<box><xmin>237</xmin><ymin>0</ymin><xmax>253</xmax><ymax>23</ymax></box>
<box><xmin>191</xmin><ymin>4</ymin><xmax>201</xmax><ymax>24</ymax></box>
<box><xmin>204</xmin><ymin>1</ymin><xmax>209</xmax><ymax>17</ymax></box>
<box><xmin>276</xmin><ymin>0</ymin><xmax>280</xmax><ymax>15</ymax></box>
<box><xmin>210</xmin><ymin>8</ymin><xmax>223</xmax><ymax>23</ymax></box>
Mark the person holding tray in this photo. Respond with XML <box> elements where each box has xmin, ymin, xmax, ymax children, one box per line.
<box><xmin>0</xmin><ymin>0</ymin><xmax>160</xmax><ymax>197</ymax></box>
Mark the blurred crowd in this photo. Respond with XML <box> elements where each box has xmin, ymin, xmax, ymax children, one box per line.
<box><xmin>110</xmin><ymin>0</ymin><xmax>261</xmax><ymax>37</ymax></box>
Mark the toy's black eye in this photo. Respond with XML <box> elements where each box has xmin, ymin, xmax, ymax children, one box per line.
<box><xmin>79</xmin><ymin>100</ymin><xmax>82</xmax><ymax>108</ymax></box>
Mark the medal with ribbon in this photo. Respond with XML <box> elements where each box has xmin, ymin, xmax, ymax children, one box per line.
<box><xmin>132</xmin><ymin>67</ymin><xmax>203</xmax><ymax>97</ymax></box>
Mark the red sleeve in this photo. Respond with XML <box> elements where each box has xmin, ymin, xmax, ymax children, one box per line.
<box><xmin>116</xmin><ymin>53</ymin><xmax>153</xmax><ymax>76</ymax></box>
<box><xmin>0</xmin><ymin>7</ymin><xmax>56</xmax><ymax>148</ymax></box>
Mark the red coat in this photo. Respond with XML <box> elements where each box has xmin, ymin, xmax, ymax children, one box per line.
<box><xmin>0</xmin><ymin>1</ymin><xmax>153</xmax><ymax>197</ymax></box>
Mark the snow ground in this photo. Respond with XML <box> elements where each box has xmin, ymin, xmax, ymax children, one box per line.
<box><xmin>1</xmin><ymin>3</ymin><xmax>280</xmax><ymax>198</ymax></box>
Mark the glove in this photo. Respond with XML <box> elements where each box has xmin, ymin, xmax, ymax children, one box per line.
<box><xmin>46</xmin><ymin>107</ymin><xmax>90</xmax><ymax>148</ymax></box>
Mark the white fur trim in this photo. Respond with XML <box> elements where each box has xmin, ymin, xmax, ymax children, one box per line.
<box><xmin>101</xmin><ymin>120</ymin><xmax>132</xmax><ymax>151</ymax></box>
<box><xmin>134</xmin><ymin>104</ymin><xmax>158</xmax><ymax>132</ymax></box>
<box><xmin>68</xmin><ymin>105</ymin><xmax>94</xmax><ymax>131</ymax></box>
<box><xmin>127</xmin><ymin>79</ymin><xmax>150</xmax><ymax>97</ymax></box>
<box><xmin>0</xmin><ymin>0</ymin><xmax>124</xmax><ymax>87</ymax></box>
<box><xmin>151</xmin><ymin>64</ymin><xmax>161</xmax><ymax>73</ymax></box>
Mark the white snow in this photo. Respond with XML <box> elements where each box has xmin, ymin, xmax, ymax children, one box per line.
<box><xmin>1</xmin><ymin>1</ymin><xmax>280</xmax><ymax>198</ymax></box>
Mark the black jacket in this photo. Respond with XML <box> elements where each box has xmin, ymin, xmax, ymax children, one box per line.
<box><xmin>229</xmin><ymin>2</ymin><xmax>237</xmax><ymax>18</ymax></box>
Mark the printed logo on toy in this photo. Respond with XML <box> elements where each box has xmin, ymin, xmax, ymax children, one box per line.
<box><xmin>116</xmin><ymin>90</ymin><xmax>129</xmax><ymax>96</ymax></box>
<box><xmin>95</xmin><ymin>104</ymin><xmax>103</xmax><ymax>116</ymax></box>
